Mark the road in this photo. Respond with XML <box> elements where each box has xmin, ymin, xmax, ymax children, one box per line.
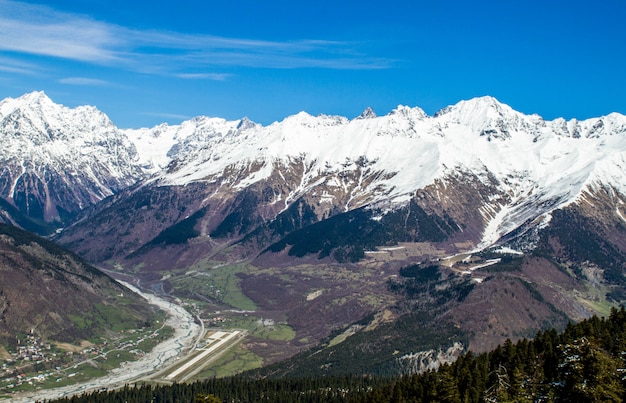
<box><xmin>10</xmin><ymin>281</ymin><xmax>202</xmax><ymax>402</ymax></box>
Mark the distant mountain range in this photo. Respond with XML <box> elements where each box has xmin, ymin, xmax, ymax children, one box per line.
<box><xmin>1</xmin><ymin>91</ymin><xmax>625</xmax><ymax>369</ymax></box>
<box><xmin>2</xmin><ymin>91</ymin><xmax>624</xmax><ymax>259</ymax></box>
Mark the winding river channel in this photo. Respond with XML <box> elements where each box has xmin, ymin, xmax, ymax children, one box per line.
<box><xmin>11</xmin><ymin>281</ymin><xmax>202</xmax><ymax>402</ymax></box>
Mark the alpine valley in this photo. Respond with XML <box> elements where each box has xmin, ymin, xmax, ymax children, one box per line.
<box><xmin>1</xmin><ymin>91</ymin><xmax>626</xmax><ymax>377</ymax></box>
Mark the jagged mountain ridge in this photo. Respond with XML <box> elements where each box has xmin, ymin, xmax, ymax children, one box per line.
<box><xmin>0</xmin><ymin>92</ymin><xmax>144</xmax><ymax>230</ymax></box>
<box><xmin>118</xmin><ymin>95</ymin><xmax>626</xmax><ymax>255</ymax></box>
<box><xmin>1</xmin><ymin>92</ymin><xmax>625</xmax><ymax>260</ymax></box>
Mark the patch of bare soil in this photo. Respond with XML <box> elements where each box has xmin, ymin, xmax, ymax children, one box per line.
<box><xmin>0</xmin><ymin>345</ymin><xmax>12</xmax><ymax>359</ymax></box>
<box><xmin>53</xmin><ymin>340</ymin><xmax>94</xmax><ymax>353</ymax></box>
<box><xmin>442</xmin><ymin>252</ymin><xmax>612</xmax><ymax>354</ymax></box>
<box><xmin>521</xmin><ymin>257</ymin><xmax>594</xmax><ymax>322</ymax></box>
<box><xmin>242</xmin><ymin>339</ymin><xmax>299</xmax><ymax>365</ymax></box>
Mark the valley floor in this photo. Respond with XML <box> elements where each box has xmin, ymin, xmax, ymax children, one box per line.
<box><xmin>8</xmin><ymin>283</ymin><xmax>202</xmax><ymax>402</ymax></box>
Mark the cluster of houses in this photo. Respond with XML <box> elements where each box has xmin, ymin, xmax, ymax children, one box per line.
<box><xmin>1</xmin><ymin>335</ymin><xmax>58</xmax><ymax>389</ymax></box>
<box><xmin>14</xmin><ymin>335</ymin><xmax>52</xmax><ymax>362</ymax></box>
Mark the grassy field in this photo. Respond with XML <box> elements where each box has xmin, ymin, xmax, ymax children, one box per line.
<box><xmin>171</xmin><ymin>260</ymin><xmax>257</xmax><ymax>311</ymax></box>
<box><xmin>211</xmin><ymin>264</ymin><xmax>257</xmax><ymax>311</ymax></box>
<box><xmin>190</xmin><ymin>344</ymin><xmax>264</xmax><ymax>379</ymax></box>
<box><xmin>225</xmin><ymin>316</ymin><xmax>295</xmax><ymax>341</ymax></box>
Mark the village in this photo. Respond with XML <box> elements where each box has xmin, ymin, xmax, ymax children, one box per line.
<box><xmin>1</xmin><ymin>334</ymin><xmax>57</xmax><ymax>390</ymax></box>
<box><xmin>0</xmin><ymin>323</ymin><xmax>172</xmax><ymax>395</ymax></box>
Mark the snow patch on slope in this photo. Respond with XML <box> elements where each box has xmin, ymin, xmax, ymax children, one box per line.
<box><xmin>120</xmin><ymin>96</ymin><xmax>626</xmax><ymax>249</ymax></box>
<box><xmin>3</xmin><ymin>92</ymin><xmax>626</xmax><ymax>249</ymax></box>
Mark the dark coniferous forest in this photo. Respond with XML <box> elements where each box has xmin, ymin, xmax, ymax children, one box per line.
<box><xmin>45</xmin><ymin>307</ymin><xmax>626</xmax><ymax>403</ymax></box>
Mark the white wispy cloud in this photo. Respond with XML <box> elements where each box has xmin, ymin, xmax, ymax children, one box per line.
<box><xmin>141</xmin><ymin>112</ymin><xmax>192</xmax><ymax>121</ymax></box>
<box><xmin>0</xmin><ymin>1</ymin><xmax>121</xmax><ymax>63</ymax></box>
<box><xmin>0</xmin><ymin>56</ymin><xmax>39</xmax><ymax>75</ymax></box>
<box><xmin>175</xmin><ymin>73</ymin><xmax>232</xmax><ymax>81</ymax></box>
<box><xmin>0</xmin><ymin>0</ymin><xmax>393</xmax><ymax>73</ymax></box>
<box><xmin>59</xmin><ymin>77</ymin><xmax>110</xmax><ymax>86</ymax></box>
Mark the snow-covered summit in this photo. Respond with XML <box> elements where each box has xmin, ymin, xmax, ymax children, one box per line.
<box><xmin>357</xmin><ymin>107</ymin><xmax>377</xmax><ymax>119</ymax></box>
<box><xmin>0</xmin><ymin>92</ymin><xmax>143</xmax><ymax>223</ymax></box>
<box><xmin>0</xmin><ymin>92</ymin><xmax>115</xmax><ymax>141</ymax></box>
<box><xmin>2</xmin><ymin>91</ymin><xmax>626</xmax><ymax>248</ymax></box>
<box><xmin>138</xmin><ymin>96</ymin><xmax>625</xmax><ymax>190</ymax></box>
<box><xmin>119</xmin><ymin>95</ymin><xmax>626</xmax><ymax>248</ymax></box>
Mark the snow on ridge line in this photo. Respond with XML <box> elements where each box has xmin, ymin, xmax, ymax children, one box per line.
<box><xmin>3</xmin><ymin>91</ymin><xmax>626</xmax><ymax>250</ymax></box>
<box><xmin>4</xmin><ymin>91</ymin><xmax>626</xmax><ymax>211</ymax></box>
<box><xmin>152</xmin><ymin>103</ymin><xmax>625</xmax><ymax>187</ymax></box>
<box><xmin>155</xmin><ymin>103</ymin><xmax>626</xmax><ymax>253</ymax></box>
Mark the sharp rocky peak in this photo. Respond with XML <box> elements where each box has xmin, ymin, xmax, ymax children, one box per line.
<box><xmin>237</xmin><ymin>117</ymin><xmax>257</xmax><ymax>131</ymax></box>
<box><xmin>15</xmin><ymin>90</ymin><xmax>54</xmax><ymax>106</ymax></box>
<box><xmin>25</xmin><ymin>90</ymin><xmax>52</xmax><ymax>100</ymax></box>
<box><xmin>357</xmin><ymin>107</ymin><xmax>377</xmax><ymax>119</ymax></box>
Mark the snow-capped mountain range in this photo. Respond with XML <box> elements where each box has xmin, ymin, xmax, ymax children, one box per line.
<box><xmin>128</xmin><ymin>95</ymin><xmax>626</xmax><ymax>249</ymax></box>
<box><xmin>0</xmin><ymin>92</ymin><xmax>142</xmax><ymax>225</ymax></box>
<box><xmin>1</xmin><ymin>91</ymin><xmax>625</xmax><ymax>256</ymax></box>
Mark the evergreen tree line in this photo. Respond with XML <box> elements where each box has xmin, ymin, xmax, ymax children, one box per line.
<box><xmin>45</xmin><ymin>307</ymin><xmax>626</xmax><ymax>402</ymax></box>
<box><xmin>356</xmin><ymin>306</ymin><xmax>626</xmax><ymax>403</ymax></box>
<box><xmin>43</xmin><ymin>375</ymin><xmax>385</xmax><ymax>403</ymax></box>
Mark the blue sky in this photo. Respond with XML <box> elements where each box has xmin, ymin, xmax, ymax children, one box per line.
<box><xmin>1</xmin><ymin>0</ymin><xmax>625</xmax><ymax>128</ymax></box>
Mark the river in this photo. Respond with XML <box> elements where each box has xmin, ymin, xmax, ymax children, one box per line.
<box><xmin>10</xmin><ymin>281</ymin><xmax>202</xmax><ymax>402</ymax></box>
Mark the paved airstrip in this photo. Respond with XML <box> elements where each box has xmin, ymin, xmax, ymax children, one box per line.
<box><xmin>161</xmin><ymin>330</ymin><xmax>244</xmax><ymax>382</ymax></box>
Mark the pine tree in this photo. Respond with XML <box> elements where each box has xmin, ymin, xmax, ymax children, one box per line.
<box><xmin>436</xmin><ymin>367</ymin><xmax>461</xmax><ymax>403</ymax></box>
<box><xmin>559</xmin><ymin>337</ymin><xmax>623</xmax><ymax>402</ymax></box>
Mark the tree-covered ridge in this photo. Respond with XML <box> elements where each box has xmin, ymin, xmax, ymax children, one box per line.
<box><xmin>357</xmin><ymin>306</ymin><xmax>626</xmax><ymax>403</ymax></box>
<box><xmin>45</xmin><ymin>307</ymin><xmax>626</xmax><ymax>403</ymax></box>
<box><xmin>265</xmin><ymin>200</ymin><xmax>457</xmax><ymax>263</ymax></box>
<box><xmin>43</xmin><ymin>376</ymin><xmax>385</xmax><ymax>403</ymax></box>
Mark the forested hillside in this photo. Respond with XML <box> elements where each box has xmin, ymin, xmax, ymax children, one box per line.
<box><xmin>357</xmin><ymin>307</ymin><xmax>626</xmax><ymax>402</ymax></box>
<box><xmin>44</xmin><ymin>307</ymin><xmax>626</xmax><ymax>402</ymax></box>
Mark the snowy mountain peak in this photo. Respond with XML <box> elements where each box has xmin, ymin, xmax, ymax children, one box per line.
<box><xmin>18</xmin><ymin>90</ymin><xmax>52</xmax><ymax>104</ymax></box>
<box><xmin>3</xmin><ymin>91</ymin><xmax>626</xmax><ymax>252</ymax></box>
<box><xmin>278</xmin><ymin>111</ymin><xmax>349</xmax><ymax>128</ymax></box>
<box><xmin>0</xmin><ymin>91</ymin><xmax>118</xmax><ymax>142</ymax></box>
<box><xmin>1</xmin><ymin>91</ymin><xmax>53</xmax><ymax>117</ymax></box>
<box><xmin>0</xmin><ymin>92</ymin><xmax>143</xmax><ymax>224</ymax></box>
<box><xmin>436</xmin><ymin>96</ymin><xmax>515</xmax><ymax>121</ymax></box>
<box><xmin>357</xmin><ymin>107</ymin><xmax>377</xmax><ymax>119</ymax></box>
<box><xmin>434</xmin><ymin>96</ymin><xmax>541</xmax><ymax>141</ymax></box>
<box><xmin>389</xmin><ymin>105</ymin><xmax>427</xmax><ymax>120</ymax></box>
<box><xmin>237</xmin><ymin>117</ymin><xmax>257</xmax><ymax>131</ymax></box>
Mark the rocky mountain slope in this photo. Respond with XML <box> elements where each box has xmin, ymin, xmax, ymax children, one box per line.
<box><xmin>2</xmin><ymin>92</ymin><xmax>624</xmax><ymax>259</ymax></box>
<box><xmin>47</xmin><ymin>94</ymin><xmax>626</xmax><ymax>266</ymax></box>
<box><xmin>0</xmin><ymin>223</ymin><xmax>155</xmax><ymax>347</ymax></box>
<box><xmin>0</xmin><ymin>92</ymin><xmax>144</xmax><ymax>231</ymax></box>
<box><xmin>2</xmin><ymin>92</ymin><xmax>626</xmax><ymax>370</ymax></box>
